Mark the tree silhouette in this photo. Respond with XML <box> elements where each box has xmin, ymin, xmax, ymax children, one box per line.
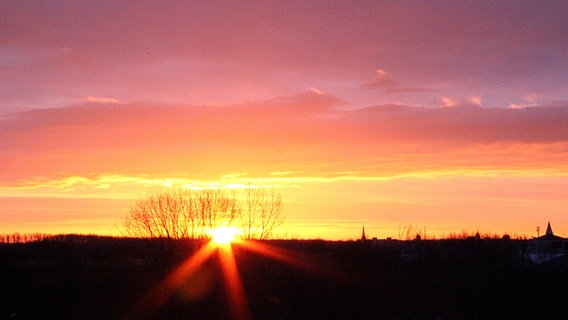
<box><xmin>124</xmin><ymin>187</ymin><xmax>284</xmax><ymax>240</ymax></box>
<box><xmin>241</xmin><ymin>187</ymin><xmax>284</xmax><ymax>240</ymax></box>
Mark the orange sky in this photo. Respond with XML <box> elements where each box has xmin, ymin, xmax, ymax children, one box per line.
<box><xmin>1</xmin><ymin>1</ymin><xmax>568</xmax><ymax>239</ymax></box>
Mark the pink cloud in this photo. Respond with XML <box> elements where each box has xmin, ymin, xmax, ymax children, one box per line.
<box><xmin>2</xmin><ymin>1</ymin><xmax>568</xmax><ymax>113</ymax></box>
<box><xmin>1</xmin><ymin>92</ymin><xmax>567</xmax><ymax>186</ymax></box>
<box><xmin>363</xmin><ymin>69</ymin><xmax>432</xmax><ymax>94</ymax></box>
<box><xmin>81</xmin><ymin>96</ymin><xmax>121</xmax><ymax>104</ymax></box>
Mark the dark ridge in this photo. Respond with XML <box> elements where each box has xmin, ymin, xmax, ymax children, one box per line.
<box><xmin>1</xmin><ymin>236</ymin><xmax>567</xmax><ymax>320</ymax></box>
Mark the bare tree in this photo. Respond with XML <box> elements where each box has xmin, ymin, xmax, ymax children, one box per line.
<box><xmin>240</xmin><ymin>187</ymin><xmax>284</xmax><ymax>240</ymax></box>
<box><xmin>125</xmin><ymin>190</ymin><xmax>187</xmax><ymax>239</ymax></box>
<box><xmin>256</xmin><ymin>187</ymin><xmax>284</xmax><ymax>240</ymax></box>
<box><xmin>198</xmin><ymin>188</ymin><xmax>240</xmax><ymax>233</ymax></box>
<box><xmin>241</xmin><ymin>187</ymin><xmax>260</xmax><ymax>240</ymax></box>
<box><xmin>124</xmin><ymin>187</ymin><xmax>284</xmax><ymax>240</ymax></box>
<box><xmin>398</xmin><ymin>223</ymin><xmax>426</xmax><ymax>241</ymax></box>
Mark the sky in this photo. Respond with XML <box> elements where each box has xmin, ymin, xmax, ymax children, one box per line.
<box><xmin>1</xmin><ymin>1</ymin><xmax>568</xmax><ymax>239</ymax></box>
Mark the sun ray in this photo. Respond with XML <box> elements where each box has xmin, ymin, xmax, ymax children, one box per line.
<box><xmin>135</xmin><ymin>241</ymin><xmax>217</xmax><ymax>315</ymax></box>
<box><xmin>132</xmin><ymin>237</ymin><xmax>343</xmax><ymax>319</ymax></box>
<box><xmin>235</xmin><ymin>240</ymin><xmax>342</xmax><ymax>279</ymax></box>
<box><xmin>236</xmin><ymin>240</ymin><xmax>306</xmax><ymax>268</ymax></box>
<box><xmin>217</xmin><ymin>244</ymin><xmax>249</xmax><ymax>320</ymax></box>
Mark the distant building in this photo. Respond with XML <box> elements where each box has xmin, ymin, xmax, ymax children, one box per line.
<box><xmin>526</xmin><ymin>222</ymin><xmax>567</xmax><ymax>264</ymax></box>
<box><xmin>361</xmin><ymin>225</ymin><xmax>366</xmax><ymax>241</ymax></box>
<box><xmin>467</xmin><ymin>231</ymin><xmax>481</xmax><ymax>241</ymax></box>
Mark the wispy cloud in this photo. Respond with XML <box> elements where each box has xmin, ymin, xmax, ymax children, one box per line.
<box><xmin>440</xmin><ymin>96</ymin><xmax>482</xmax><ymax>108</ymax></box>
<box><xmin>81</xmin><ymin>96</ymin><xmax>121</xmax><ymax>104</ymax></box>
<box><xmin>363</xmin><ymin>69</ymin><xmax>432</xmax><ymax>94</ymax></box>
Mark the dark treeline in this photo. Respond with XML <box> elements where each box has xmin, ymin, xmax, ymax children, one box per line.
<box><xmin>1</xmin><ymin>236</ymin><xmax>567</xmax><ymax>320</ymax></box>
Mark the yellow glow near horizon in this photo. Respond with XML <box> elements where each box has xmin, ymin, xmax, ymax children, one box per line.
<box><xmin>2</xmin><ymin>169</ymin><xmax>568</xmax><ymax>239</ymax></box>
<box><xmin>211</xmin><ymin>226</ymin><xmax>240</xmax><ymax>245</ymax></box>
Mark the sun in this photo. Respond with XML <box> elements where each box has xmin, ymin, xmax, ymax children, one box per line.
<box><xmin>211</xmin><ymin>226</ymin><xmax>239</xmax><ymax>245</ymax></box>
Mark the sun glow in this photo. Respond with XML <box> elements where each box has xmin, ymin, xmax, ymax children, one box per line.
<box><xmin>211</xmin><ymin>226</ymin><xmax>240</xmax><ymax>245</ymax></box>
<box><xmin>136</xmin><ymin>236</ymin><xmax>332</xmax><ymax>320</ymax></box>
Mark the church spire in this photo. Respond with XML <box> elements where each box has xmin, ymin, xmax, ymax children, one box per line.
<box><xmin>361</xmin><ymin>225</ymin><xmax>366</xmax><ymax>241</ymax></box>
<box><xmin>545</xmin><ymin>221</ymin><xmax>554</xmax><ymax>236</ymax></box>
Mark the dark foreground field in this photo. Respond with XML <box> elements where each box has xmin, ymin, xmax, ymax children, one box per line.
<box><xmin>1</xmin><ymin>236</ymin><xmax>567</xmax><ymax>320</ymax></box>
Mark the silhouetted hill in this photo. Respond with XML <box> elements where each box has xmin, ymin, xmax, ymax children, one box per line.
<box><xmin>1</xmin><ymin>236</ymin><xmax>567</xmax><ymax>319</ymax></box>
